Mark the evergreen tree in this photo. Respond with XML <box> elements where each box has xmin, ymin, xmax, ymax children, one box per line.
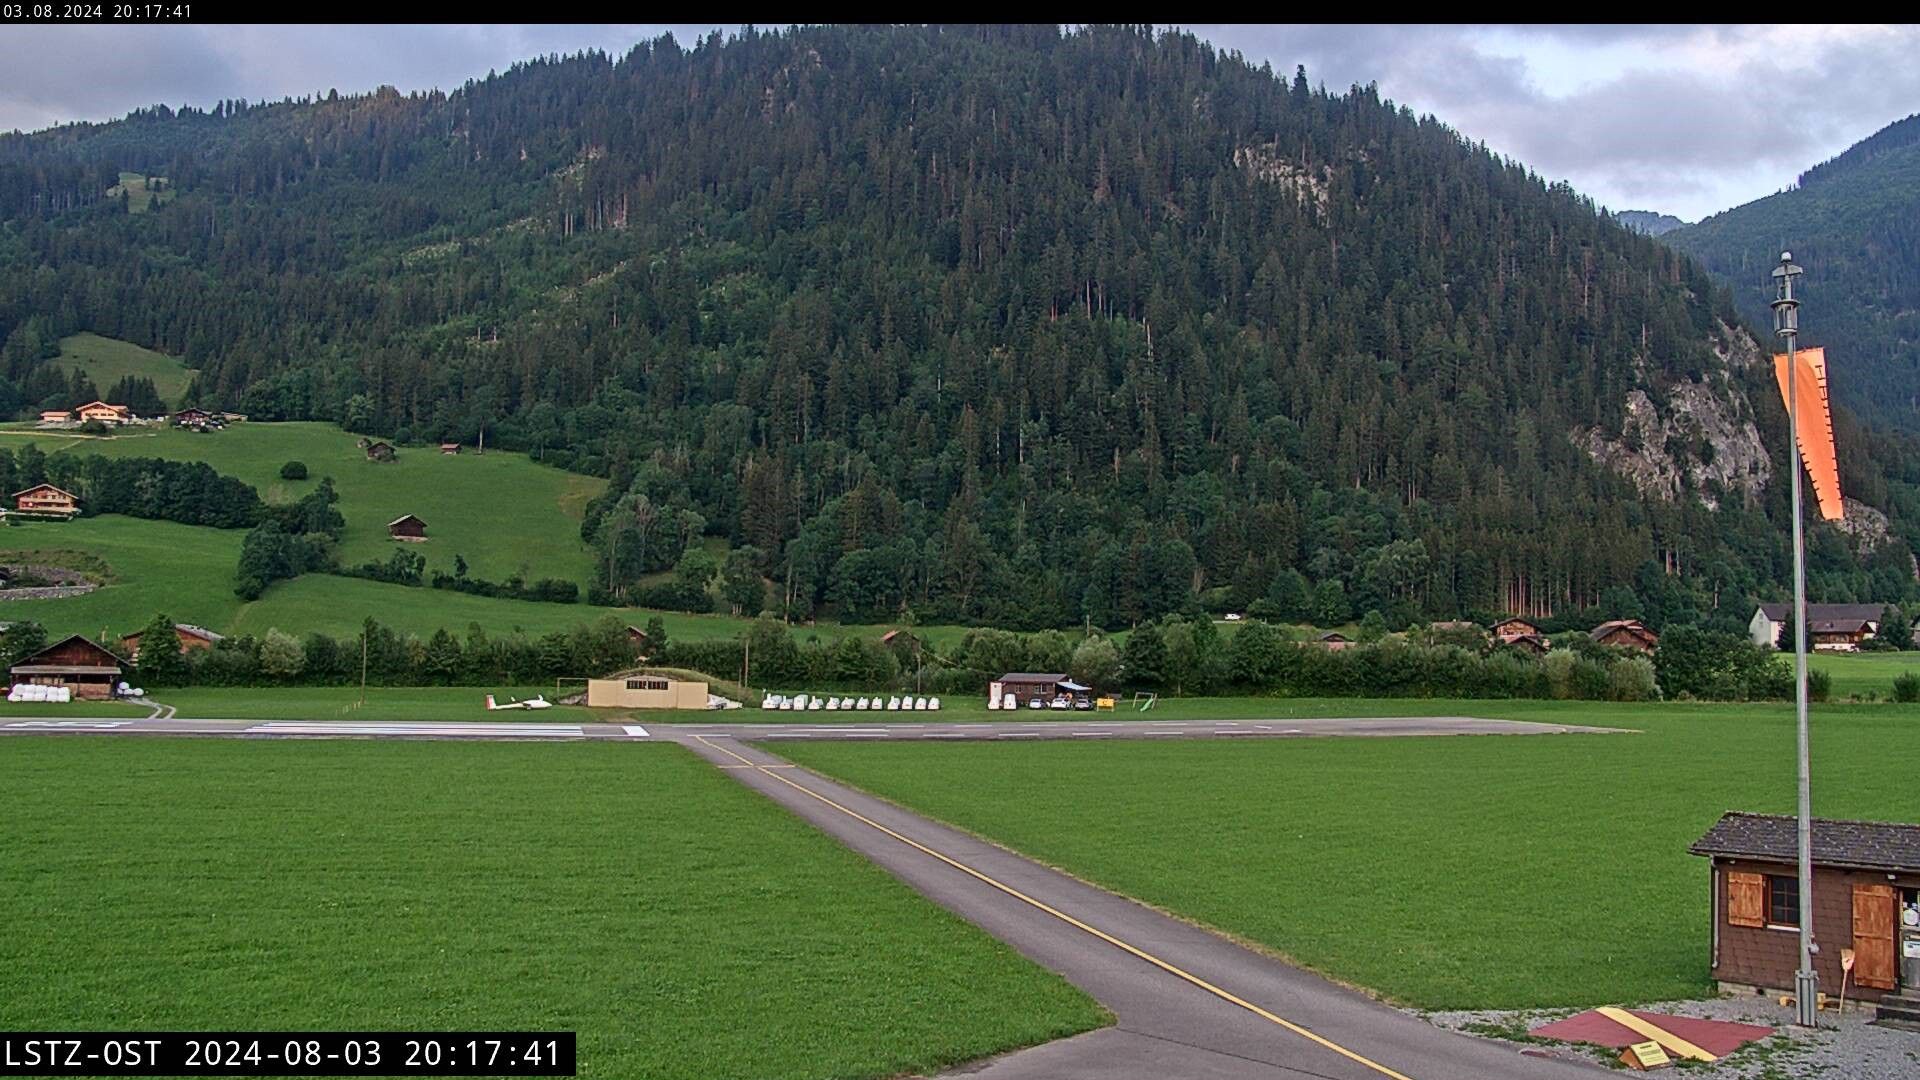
<box><xmin>133</xmin><ymin>615</ymin><xmax>189</xmax><ymax>687</ymax></box>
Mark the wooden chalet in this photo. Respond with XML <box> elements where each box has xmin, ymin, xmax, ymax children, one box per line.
<box><xmin>1314</xmin><ymin>631</ymin><xmax>1355</xmax><ymax>652</ymax></box>
<box><xmin>12</xmin><ymin>483</ymin><xmax>80</xmax><ymax>518</ymax></box>
<box><xmin>38</xmin><ymin>409</ymin><xmax>72</xmax><ymax>424</ymax></box>
<box><xmin>439</xmin><ymin>442</ymin><xmax>462</xmax><ymax>455</ymax></box>
<box><xmin>1589</xmin><ymin>618</ymin><xmax>1658</xmax><ymax>653</ymax></box>
<box><xmin>387</xmin><ymin>514</ymin><xmax>427</xmax><ymax>541</ymax></box>
<box><xmin>118</xmin><ymin>623</ymin><xmax>225</xmax><ymax>660</ymax></box>
<box><xmin>1691</xmin><ymin>812</ymin><xmax>1920</xmax><ymax>1017</ymax></box>
<box><xmin>9</xmin><ymin>635</ymin><xmax>125</xmax><ymax>699</ymax></box>
<box><xmin>1750</xmin><ymin>602</ymin><xmax>1891</xmax><ymax>651</ymax></box>
<box><xmin>1490</xmin><ymin>617</ymin><xmax>1542</xmax><ymax>645</ymax></box>
<box><xmin>172</xmin><ymin>407</ymin><xmax>215</xmax><ymax>428</ymax></box>
<box><xmin>74</xmin><ymin>400</ymin><xmax>131</xmax><ymax>424</ymax></box>
<box><xmin>363</xmin><ymin>440</ymin><xmax>397</xmax><ymax>462</ymax></box>
<box><xmin>624</xmin><ymin>625</ymin><xmax>651</xmax><ymax>656</ymax></box>
<box><xmin>1809</xmin><ymin>617</ymin><xmax>1875</xmax><ymax>652</ymax></box>
<box><xmin>1503</xmin><ymin>632</ymin><xmax>1551</xmax><ymax>656</ymax></box>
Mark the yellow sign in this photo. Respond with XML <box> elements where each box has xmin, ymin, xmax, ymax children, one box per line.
<box><xmin>1620</xmin><ymin>1041</ymin><xmax>1671</xmax><ymax>1070</ymax></box>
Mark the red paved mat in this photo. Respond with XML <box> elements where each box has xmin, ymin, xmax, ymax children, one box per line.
<box><xmin>1529</xmin><ymin>1009</ymin><xmax>1774</xmax><ymax>1057</ymax></box>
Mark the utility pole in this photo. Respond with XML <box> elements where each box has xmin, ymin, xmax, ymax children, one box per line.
<box><xmin>1772</xmin><ymin>250</ymin><xmax>1818</xmax><ymax>1028</ymax></box>
<box><xmin>359</xmin><ymin>624</ymin><xmax>369</xmax><ymax>709</ymax></box>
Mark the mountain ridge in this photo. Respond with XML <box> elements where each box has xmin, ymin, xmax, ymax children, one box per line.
<box><xmin>0</xmin><ymin>24</ymin><xmax>1915</xmax><ymax>628</ymax></box>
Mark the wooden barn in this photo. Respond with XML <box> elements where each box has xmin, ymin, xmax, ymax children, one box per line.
<box><xmin>12</xmin><ymin>484</ymin><xmax>80</xmax><ymax>518</ymax></box>
<box><xmin>439</xmin><ymin>442</ymin><xmax>461</xmax><ymax>455</ymax></box>
<box><xmin>387</xmin><ymin>514</ymin><xmax>427</xmax><ymax>541</ymax></box>
<box><xmin>1590</xmin><ymin>619</ymin><xmax>1658</xmax><ymax>653</ymax></box>
<box><xmin>37</xmin><ymin>409</ymin><xmax>71</xmax><ymax>424</ymax></box>
<box><xmin>1691</xmin><ymin>812</ymin><xmax>1920</xmax><ymax>1019</ymax></box>
<box><xmin>363</xmin><ymin>440</ymin><xmax>397</xmax><ymax>462</ymax></box>
<box><xmin>118</xmin><ymin>623</ymin><xmax>224</xmax><ymax>660</ymax></box>
<box><xmin>9</xmin><ymin>635</ymin><xmax>125</xmax><ymax>699</ymax></box>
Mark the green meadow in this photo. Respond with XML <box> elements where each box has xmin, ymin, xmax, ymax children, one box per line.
<box><xmin>0</xmin><ymin>417</ymin><xmax>970</xmax><ymax>648</ymax></box>
<box><xmin>781</xmin><ymin>698</ymin><xmax>1920</xmax><ymax>1011</ymax></box>
<box><xmin>1810</xmin><ymin>649</ymin><xmax>1920</xmax><ymax>698</ymax></box>
<box><xmin>104</xmin><ymin>172</ymin><xmax>174</xmax><ymax>214</ymax></box>
<box><xmin>4</xmin><ymin>420</ymin><xmax>604</xmax><ymax>583</ymax></box>
<box><xmin>47</xmin><ymin>332</ymin><xmax>194</xmax><ymax>404</ymax></box>
<box><xmin>0</xmin><ymin>738</ymin><xmax>1103</xmax><ymax>1080</ymax></box>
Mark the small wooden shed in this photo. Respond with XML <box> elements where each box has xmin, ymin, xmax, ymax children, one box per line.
<box><xmin>1690</xmin><ymin>812</ymin><xmax>1920</xmax><ymax>1009</ymax></box>
<box><xmin>387</xmin><ymin>514</ymin><xmax>427</xmax><ymax>541</ymax></box>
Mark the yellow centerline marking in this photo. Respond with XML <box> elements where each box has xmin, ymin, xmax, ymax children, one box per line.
<box><xmin>694</xmin><ymin>736</ymin><xmax>1415</xmax><ymax>1080</ymax></box>
<box><xmin>1594</xmin><ymin>1007</ymin><xmax>1716</xmax><ymax>1062</ymax></box>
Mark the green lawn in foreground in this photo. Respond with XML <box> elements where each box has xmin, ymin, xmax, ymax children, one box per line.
<box><xmin>48</xmin><ymin>332</ymin><xmax>193</xmax><ymax>402</ymax></box>
<box><xmin>779</xmin><ymin>698</ymin><xmax>1920</xmax><ymax>1010</ymax></box>
<box><xmin>0</xmin><ymin>739</ymin><xmax>1104</xmax><ymax>1080</ymax></box>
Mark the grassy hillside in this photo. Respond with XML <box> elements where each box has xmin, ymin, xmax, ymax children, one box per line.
<box><xmin>48</xmin><ymin>332</ymin><xmax>194</xmax><ymax>406</ymax></box>
<box><xmin>3</xmin><ymin>420</ymin><xmax>603</xmax><ymax>583</ymax></box>
<box><xmin>0</xmin><ymin>514</ymin><xmax>760</xmax><ymax>641</ymax></box>
<box><xmin>104</xmin><ymin>171</ymin><xmax>173</xmax><ymax>213</ymax></box>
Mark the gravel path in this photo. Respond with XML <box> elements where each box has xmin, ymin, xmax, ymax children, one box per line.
<box><xmin>1421</xmin><ymin>994</ymin><xmax>1919</xmax><ymax>1079</ymax></box>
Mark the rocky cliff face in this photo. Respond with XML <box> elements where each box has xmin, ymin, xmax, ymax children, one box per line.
<box><xmin>1578</xmin><ymin>323</ymin><xmax>1773</xmax><ymax>509</ymax></box>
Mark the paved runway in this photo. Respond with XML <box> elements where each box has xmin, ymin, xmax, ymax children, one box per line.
<box><xmin>684</xmin><ymin>734</ymin><xmax>1605</xmax><ymax>1079</ymax></box>
<box><xmin>0</xmin><ymin>714</ymin><xmax>1620</xmax><ymax>742</ymax></box>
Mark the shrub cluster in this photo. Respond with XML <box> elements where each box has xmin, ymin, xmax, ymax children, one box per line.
<box><xmin>129</xmin><ymin>615</ymin><xmax>642</xmax><ymax>688</ymax></box>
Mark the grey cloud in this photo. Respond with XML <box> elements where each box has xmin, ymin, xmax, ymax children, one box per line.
<box><xmin>0</xmin><ymin>24</ymin><xmax>727</xmax><ymax>134</ymax></box>
<box><xmin>1198</xmin><ymin>23</ymin><xmax>1920</xmax><ymax>219</ymax></box>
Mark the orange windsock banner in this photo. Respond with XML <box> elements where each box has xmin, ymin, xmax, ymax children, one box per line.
<box><xmin>1772</xmin><ymin>346</ymin><xmax>1844</xmax><ymax>521</ymax></box>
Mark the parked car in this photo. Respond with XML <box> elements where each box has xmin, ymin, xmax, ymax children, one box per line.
<box><xmin>1073</xmin><ymin>695</ymin><xmax>1093</xmax><ymax>710</ymax></box>
<box><xmin>1049</xmin><ymin>694</ymin><xmax>1070</xmax><ymax>709</ymax></box>
<box><xmin>1027</xmin><ymin>696</ymin><xmax>1044</xmax><ymax>709</ymax></box>
<box><xmin>1224</xmin><ymin>612</ymin><xmax>1244</xmax><ymax>621</ymax></box>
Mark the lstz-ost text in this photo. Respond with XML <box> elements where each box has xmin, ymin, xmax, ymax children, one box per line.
<box><xmin>0</xmin><ymin>1033</ymin><xmax>575</xmax><ymax>1076</ymax></box>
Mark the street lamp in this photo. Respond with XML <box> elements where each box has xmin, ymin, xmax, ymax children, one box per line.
<box><xmin>1771</xmin><ymin>250</ymin><xmax>1818</xmax><ymax>1028</ymax></box>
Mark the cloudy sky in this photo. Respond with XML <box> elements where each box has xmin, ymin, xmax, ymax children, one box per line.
<box><xmin>2</xmin><ymin>23</ymin><xmax>1915</xmax><ymax>222</ymax></box>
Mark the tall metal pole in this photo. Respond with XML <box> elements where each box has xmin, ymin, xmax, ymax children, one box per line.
<box><xmin>1772</xmin><ymin>251</ymin><xmax>1817</xmax><ymax>1027</ymax></box>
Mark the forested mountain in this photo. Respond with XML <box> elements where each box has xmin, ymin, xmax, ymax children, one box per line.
<box><xmin>1</xmin><ymin>24</ymin><xmax>1916</xmax><ymax>630</ymax></box>
<box><xmin>1614</xmin><ymin>210</ymin><xmax>1688</xmax><ymax>237</ymax></box>
<box><xmin>1667</xmin><ymin>112</ymin><xmax>1920</xmax><ymax>431</ymax></box>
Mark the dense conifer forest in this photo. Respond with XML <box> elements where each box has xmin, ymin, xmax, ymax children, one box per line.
<box><xmin>1</xmin><ymin>24</ymin><xmax>1916</xmax><ymax>630</ymax></box>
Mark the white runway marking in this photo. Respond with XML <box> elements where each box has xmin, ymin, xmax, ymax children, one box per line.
<box><xmin>247</xmin><ymin>722</ymin><xmax>584</xmax><ymax>737</ymax></box>
<box><xmin>6</xmin><ymin>720</ymin><xmax>132</xmax><ymax>729</ymax></box>
<box><xmin>1072</xmin><ymin>732</ymin><xmax>1112</xmax><ymax>737</ymax></box>
<box><xmin>622</xmin><ymin>725</ymin><xmax>650</xmax><ymax>737</ymax></box>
